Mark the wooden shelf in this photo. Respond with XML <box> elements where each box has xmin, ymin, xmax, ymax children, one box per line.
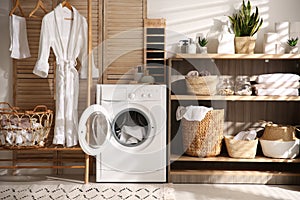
<box><xmin>171</xmin><ymin>154</ymin><xmax>300</xmax><ymax>163</ymax></box>
<box><xmin>0</xmin><ymin>146</ymin><xmax>83</xmax><ymax>151</ymax></box>
<box><xmin>175</xmin><ymin>53</ymin><xmax>300</xmax><ymax>59</ymax></box>
<box><xmin>171</xmin><ymin>95</ymin><xmax>300</xmax><ymax>101</ymax></box>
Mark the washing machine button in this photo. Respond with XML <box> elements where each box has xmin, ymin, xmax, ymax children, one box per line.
<box><xmin>128</xmin><ymin>93</ymin><xmax>135</xmax><ymax>100</ymax></box>
<box><xmin>148</xmin><ymin>93</ymin><xmax>153</xmax><ymax>98</ymax></box>
<box><xmin>141</xmin><ymin>93</ymin><xmax>146</xmax><ymax>98</ymax></box>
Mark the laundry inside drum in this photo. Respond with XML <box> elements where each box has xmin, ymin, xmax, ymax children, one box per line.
<box><xmin>113</xmin><ymin>109</ymin><xmax>149</xmax><ymax>147</ymax></box>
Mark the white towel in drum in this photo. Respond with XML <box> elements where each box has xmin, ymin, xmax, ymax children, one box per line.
<box><xmin>119</xmin><ymin>125</ymin><xmax>146</xmax><ymax>144</ymax></box>
<box><xmin>256</xmin><ymin>73</ymin><xmax>300</xmax><ymax>83</ymax></box>
<box><xmin>255</xmin><ymin>88</ymin><xmax>299</xmax><ymax>96</ymax></box>
<box><xmin>176</xmin><ymin>105</ymin><xmax>213</xmax><ymax>121</ymax></box>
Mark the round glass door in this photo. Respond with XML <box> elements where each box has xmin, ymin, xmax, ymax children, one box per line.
<box><xmin>78</xmin><ymin>104</ymin><xmax>111</xmax><ymax>156</ymax></box>
<box><xmin>112</xmin><ymin>108</ymin><xmax>150</xmax><ymax>147</ymax></box>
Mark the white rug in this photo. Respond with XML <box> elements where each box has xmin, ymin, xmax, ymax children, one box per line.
<box><xmin>0</xmin><ymin>183</ymin><xmax>175</xmax><ymax>200</ymax></box>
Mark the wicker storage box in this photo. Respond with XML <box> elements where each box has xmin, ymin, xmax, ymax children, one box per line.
<box><xmin>0</xmin><ymin>102</ymin><xmax>53</xmax><ymax>149</ymax></box>
<box><xmin>186</xmin><ymin>76</ymin><xmax>218</xmax><ymax>95</ymax></box>
<box><xmin>225</xmin><ymin>136</ymin><xmax>258</xmax><ymax>159</ymax></box>
<box><xmin>261</xmin><ymin>124</ymin><xmax>295</xmax><ymax>141</ymax></box>
<box><xmin>182</xmin><ymin>109</ymin><xmax>224</xmax><ymax>157</ymax></box>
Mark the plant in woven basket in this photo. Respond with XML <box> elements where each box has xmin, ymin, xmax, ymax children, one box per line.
<box><xmin>228</xmin><ymin>0</ymin><xmax>263</xmax><ymax>37</ymax></box>
<box><xmin>228</xmin><ymin>0</ymin><xmax>263</xmax><ymax>53</ymax></box>
<box><xmin>287</xmin><ymin>37</ymin><xmax>298</xmax><ymax>47</ymax></box>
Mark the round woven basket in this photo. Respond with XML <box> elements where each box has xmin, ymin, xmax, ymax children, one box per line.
<box><xmin>185</xmin><ymin>76</ymin><xmax>218</xmax><ymax>95</ymax></box>
<box><xmin>225</xmin><ymin>136</ymin><xmax>258</xmax><ymax>159</ymax></box>
<box><xmin>182</xmin><ymin>109</ymin><xmax>224</xmax><ymax>157</ymax></box>
<box><xmin>261</xmin><ymin>124</ymin><xmax>295</xmax><ymax>141</ymax></box>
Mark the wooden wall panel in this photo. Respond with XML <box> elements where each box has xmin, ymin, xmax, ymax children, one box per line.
<box><xmin>103</xmin><ymin>0</ymin><xmax>146</xmax><ymax>84</ymax></box>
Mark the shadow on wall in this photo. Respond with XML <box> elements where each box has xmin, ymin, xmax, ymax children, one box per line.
<box><xmin>148</xmin><ymin>0</ymin><xmax>270</xmax><ymax>54</ymax></box>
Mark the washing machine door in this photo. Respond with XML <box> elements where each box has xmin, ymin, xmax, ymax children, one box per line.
<box><xmin>78</xmin><ymin>104</ymin><xmax>111</xmax><ymax>156</ymax></box>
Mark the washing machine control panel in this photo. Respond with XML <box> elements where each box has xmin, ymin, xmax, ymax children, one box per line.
<box><xmin>128</xmin><ymin>87</ymin><xmax>161</xmax><ymax>101</ymax></box>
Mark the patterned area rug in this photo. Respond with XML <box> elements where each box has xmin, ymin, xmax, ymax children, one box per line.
<box><xmin>0</xmin><ymin>183</ymin><xmax>174</xmax><ymax>200</ymax></box>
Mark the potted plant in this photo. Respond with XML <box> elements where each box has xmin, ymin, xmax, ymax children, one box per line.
<box><xmin>287</xmin><ymin>37</ymin><xmax>299</xmax><ymax>54</ymax></box>
<box><xmin>198</xmin><ymin>37</ymin><xmax>208</xmax><ymax>54</ymax></box>
<box><xmin>228</xmin><ymin>0</ymin><xmax>263</xmax><ymax>54</ymax></box>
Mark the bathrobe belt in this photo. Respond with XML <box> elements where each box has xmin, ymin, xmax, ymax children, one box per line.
<box><xmin>57</xmin><ymin>58</ymin><xmax>79</xmax><ymax>124</ymax></box>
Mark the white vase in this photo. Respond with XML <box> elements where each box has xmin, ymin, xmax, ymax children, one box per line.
<box><xmin>287</xmin><ymin>46</ymin><xmax>299</xmax><ymax>54</ymax></box>
<box><xmin>217</xmin><ymin>25</ymin><xmax>235</xmax><ymax>54</ymax></box>
<box><xmin>199</xmin><ymin>46</ymin><xmax>208</xmax><ymax>54</ymax></box>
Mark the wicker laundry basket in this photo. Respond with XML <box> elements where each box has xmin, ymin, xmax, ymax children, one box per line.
<box><xmin>261</xmin><ymin>124</ymin><xmax>296</xmax><ymax>141</ymax></box>
<box><xmin>0</xmin><ymin>102</ymin><xmax>53</xmax><ymax>149</ymax></box>
<box><xmin>185</xmin><ymin>76</ymin><xmax>218</xmax><ymax>95</ymax></box>
<box><xmin>225</xmin><ymin>136</ymin><xmax>258</xmax><ymax>159</ymax></box>
<box><xmin>182</xmin><ymin>109</ymin><xmax>224</xmax><ymax>157</ymax></box>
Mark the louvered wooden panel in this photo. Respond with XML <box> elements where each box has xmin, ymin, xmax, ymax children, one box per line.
<box><xmin>103</xmin><ymin>0</ymin><xmax>146</xmax><ymax>84</ymax></box>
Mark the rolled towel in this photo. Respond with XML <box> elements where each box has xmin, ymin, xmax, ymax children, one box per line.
<box><xmin>255</xmin><ymin>88</ymin><xmax>299</xmax><ymax>96</ymax></box>
<box><xmin>187</xmin><ymin>70</ymin><xmax>199</xmax><ymax>77</ymax></box>
<box><xmin>253</xmin><ymin>81</ymin><xmax>299</xmax><ymax>89</ymax></box>
<box><xmin>256</xmin><ymin>73</ymin><xmax>300</xmax><ymax>83</ymax></box>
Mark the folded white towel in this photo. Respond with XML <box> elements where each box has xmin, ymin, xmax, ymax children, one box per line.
<box><xmin>176</xmin><ymin>106</ymin><xmax>213</xmax><ymax>121</ymax></box>
<box><xmin>253</xmin><ymin>81</ymin><xmax>299</xmax><ymax>89</ymax></box>
<box><xmin>233</xmin><ymin>130</ymin><xmax>257</xmax><ymax>141</ymax></box>
<box><xmin>256</xmin><ymin>88</ymin><xmax>299</xmax><ymax>96</ymax></box>
<box><xmin>256</xmin><ymin>73</ymin><xmax>300</xmax><ymax>83</ymax></box>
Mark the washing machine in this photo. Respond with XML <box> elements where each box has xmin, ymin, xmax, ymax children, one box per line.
<box><xmin>78</xmin><ymin>84</ymin><xmax>167</xmax><ymax>182</ymax></box>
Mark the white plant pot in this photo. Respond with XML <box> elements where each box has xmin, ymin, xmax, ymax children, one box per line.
<box><xmin>287</xmin><ymin>46</ymin><xmax>299</xmax><ymax>54</ymax></box>
<box><xmin>199</xmin><ymin>46</ymin><xmax>208</xmax><ymax>54</ymax></box>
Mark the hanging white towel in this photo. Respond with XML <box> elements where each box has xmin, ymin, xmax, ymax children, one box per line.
<box><xmin>176</xmin><ymin>106</ymin><xmax>213</xmax><ymax>121</ymax></box>
<box><xmin>256</xmin><ymin>73</ymin><xmax>300</xmax><ymax>83</ymax></box>
<box><xmin>9</xmin><ymin>14</ymin><xmax>31</xmax><ymax>59</ymax></box>
<box><xmin>256</xmin><ymin>88</ymin><xmax>299</xmax><ymax>96</ymax></box>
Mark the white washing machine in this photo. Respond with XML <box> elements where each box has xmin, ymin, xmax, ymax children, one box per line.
<box><xmin>78</xmin><ymin>84</ymin><xmax>167</xmax><ymax>182</ymax></box>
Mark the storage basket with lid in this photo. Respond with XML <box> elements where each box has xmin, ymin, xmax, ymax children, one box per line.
<box><xmin>181</xmin><ymin>109</ymin><xmax>224</xmax><ymax>157</ymax></box>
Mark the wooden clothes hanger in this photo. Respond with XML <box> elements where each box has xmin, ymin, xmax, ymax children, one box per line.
<box><xmin>9</xmin><ymin>0</ymin><xmax>25</xmax><ymax>17</ymax></box>
<box><xmin>29</xmin><ymin>0</ymin><xmax>48</xmax><ymax>18</ymax></box>
<box><xmin>61</xmin><ymin>0</ymin><xmax>73</xmax><ymax>12</ymax></box>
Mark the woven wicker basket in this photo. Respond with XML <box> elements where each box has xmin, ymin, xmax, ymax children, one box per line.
<box><xmin>0</xmin><ymin>102</ymin><xmax>53</xmax><ymax>149</ymax></box>
<box><xmin>182</xmin><ymin>109</ymin><xmax>224</xmax><ymax>157</ymax></box>
<box><xmin>185</xmin><ymin>76</ymin><xmax>218</xmax><ymax>95</ymax></box>
<box><xmin>225</xmin><ymin>136</ymin><xmax>258</xmax><ymax>159</ymax></box>
<box><xmin>261</xmin><ymin>124</ymin><xmax>295</xmax><ymax>141</ymax></box>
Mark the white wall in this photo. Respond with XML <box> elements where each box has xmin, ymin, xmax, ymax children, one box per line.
<box><xmin>148</xmin><ymin>0</ymin><xmax>300</xmax><ymax>54</ymax></box>
<box><xmin>0</xmin><ymin>0</ymin><xmax>12</xmax><ymax>104</ymax></box>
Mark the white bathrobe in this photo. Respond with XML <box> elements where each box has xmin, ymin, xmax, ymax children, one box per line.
<box><xmin>33</xmin><ymin>4</ymin><xmax>88</xmax><ymax>147</ymax></box>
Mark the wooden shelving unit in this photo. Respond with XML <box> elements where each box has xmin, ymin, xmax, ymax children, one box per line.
<box><xmin>168</xmin><ymin>53</ymin><xmax>300</xmax><ymax>184</ymax></box>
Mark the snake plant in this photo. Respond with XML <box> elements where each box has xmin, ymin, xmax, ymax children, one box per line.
<box><xmin>228</xmin><ymin>0</ymin><xmax>263</xmax><ymax>37</ymax></box>
<box><xmin>198</xmin><ymin>37</ymin><xmax>208</xmax><ymax>47</ymax></box>
<box><xmin>287</xmin><ymin>37</ymin><xmax>298</xmax><ymax>47</ymax></box>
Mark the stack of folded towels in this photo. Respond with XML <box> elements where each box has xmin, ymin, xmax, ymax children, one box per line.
<box><xmin>254</xmin><ymin>73</ymin><xmax>299</xmax><ymax>96</ymax></box>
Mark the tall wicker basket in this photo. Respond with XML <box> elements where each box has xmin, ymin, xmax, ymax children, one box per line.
<box><xmin>182</xmin><ymin>109</ymin><xmax>224</xmax><ymax>157</ymax></box>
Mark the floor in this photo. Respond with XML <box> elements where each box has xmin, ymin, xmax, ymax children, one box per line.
<box><xmin>0</xmin><ymin>176</ymin><xmax>300</xmax><ymax>200</ymax></box>
<box><xmin>174</xmin><ymin>184</ymin><xmax>300</xmax><ymax>200</ymax></box>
